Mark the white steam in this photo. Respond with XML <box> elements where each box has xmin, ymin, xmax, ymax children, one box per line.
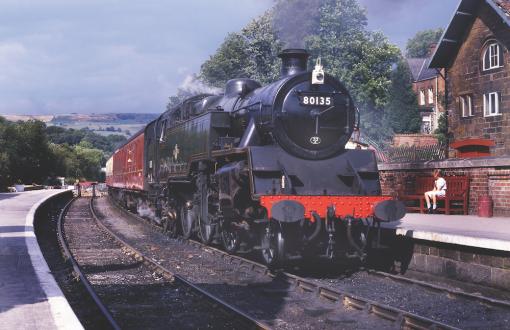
<box><xmin>137</xmin><ymin>199</ymin><xmax>161</xmax><ymax>224</ymax></box>
<box><xmin>178</xmin><ymin>74</ymin><xmax>222</xmax><ymax>95</ymax></box>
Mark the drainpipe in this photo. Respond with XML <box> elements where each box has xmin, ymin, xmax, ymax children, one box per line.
<box><xmin>444</xmin><ymin>69</ymin><xmax>449</xmax><ymax>154</ymax></box>
<box><xmin>436</xmin><ymin>67</ymin><xmax>449</xmax><ymax>155</ymax></box>
<box><xmin>435</xmin><ymin>76</ymin><xmax>438</xmax><ymax>131</ymax></box>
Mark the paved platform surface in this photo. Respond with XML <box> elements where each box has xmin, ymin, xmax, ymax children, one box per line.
<box><xmin>382</xmin><ymin>213</ymin><xmax>510</xmax><ymax>251</ymax></box>
<box><xmin>0</xmin><ymin>190</ymin><xmax>82</xmax><ymax>330</ymax></box>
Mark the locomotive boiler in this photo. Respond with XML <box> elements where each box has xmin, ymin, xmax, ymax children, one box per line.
<box><xmin>106</xmin><ymin>49</ymin><xmax>405</xmax><ymax>266</ymax></box>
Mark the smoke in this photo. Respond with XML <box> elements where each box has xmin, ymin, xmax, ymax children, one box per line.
<box><xmin>136</xmin><ymin>199</ymin><xmax>161</xmax><ymax>224</ymax></box>
<box><xmin>272</xmin><ymin>0</ymin><xmax>322</xmax><ymax>49</ymax></box>
<box><xmin>357</xmin><ymin>0</ymin><xmax>417</xmax><ymax>20</ymax></box>
<box><xmin>178</xmin><ymin>74</ymin><xmax>222</xmax><ymax>96</ymax></box>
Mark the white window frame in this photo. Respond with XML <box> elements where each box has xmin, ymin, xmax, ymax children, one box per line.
<box><xmin>427</xmin><ymin>87</ymin><xmax>434</xmax><ymax>104</ymax></box>
<box><xmin>460</xmin><ymin>95</ymin><xmax>473</xmax><ymax>117</ymax></box>
<box><xmin>419</xmin><ymin>90</ymin><xmax>425</xmax><ymax>105</ymax></box>
<box><xmin>483</xmin><ymin>42</ymin><xmax>501</xmax><ymax>71</ymax></box>
<box><xmin>483</xmin><ymin>92</ymin><xmax>500</xmax><ymax>116</ymax></box>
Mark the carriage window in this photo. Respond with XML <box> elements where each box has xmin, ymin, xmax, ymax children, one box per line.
<box><xmin>483</xmin><ymin>41</ymin><xmax>503</xmax><ymax>71</ymax></box>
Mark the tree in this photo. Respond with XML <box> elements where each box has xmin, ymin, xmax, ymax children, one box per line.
<box><xmin>200</xmin><ymin>33</ymin><xmax>251</xmax><ymax>87</ymax></box>
<box><xmin>0</xmin><ymin>117</ymin><xmax>13</xmax><ymax>189</ymax></box>
<box><xmin>384</xmin><ymin>58</ymin><xmax>422</xmax><ymax>134</ymax></box>
<box><xmin>305</xmin><ymin>1</ymin><xmax>399</xmax><ymax>108</ymax></box>
<box><xmin>405</xmin><ymin>28</ymin><xmax>443</xmax><ymax>58</ymax></box>
<box><xmin>175</xmin><ymin>0</ymin><xmax>401</xmax><ymax>145</ymax></box>
<box><xmin>200</xmin><ymin>11</ymin><xmax>282</xmax><ymax>87</ymax></box>
<box><xmin>11</xmin><ymin>120</ymin><xmax>53</xmax><ymax>184</ymax></box>
<box><xmin>434</xmin><ymin>112</ymin><xmax>448</xmax><ymax>146</ymax></box>
<box><xmin>74</xmin><ymin>145</ymin><xmax>104</xmax><ymax>181</ymax></box>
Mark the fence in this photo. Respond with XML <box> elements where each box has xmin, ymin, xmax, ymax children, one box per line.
<box><xmin>376</xmin><ymin>143</ymin><xmax>447</xmax><ymax>163</ymax></box>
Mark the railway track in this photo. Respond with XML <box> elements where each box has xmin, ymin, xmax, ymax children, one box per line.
<box><xmin>96</xmin><ymin>195</ymin><xmax>510</xmax><ymax>329</ymax></box>
<box><xmin>59</xmin><ymin>197</ymin><xmax>266</xmax><ymax>329</ymax></box>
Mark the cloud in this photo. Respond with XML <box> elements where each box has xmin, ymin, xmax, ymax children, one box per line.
<box><xmin>358</xmin><ymin>0</ymin><xmax>457</xmax><ymax>49</ymax></box>
<box><xmin>0</xmin><ymin>42</ymin><xmax>27</xmax><ymax>59</ymax></box>
<box><xmin>0</xmin><ymin>0</ymin><xmax>273</xmax><ymax>115</ymax></box>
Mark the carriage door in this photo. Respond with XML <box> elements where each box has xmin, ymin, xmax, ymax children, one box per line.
<box><xmin>145</xmin><ymin>121</ymin><xmax>157</xmax><ymax>184</ymax></box>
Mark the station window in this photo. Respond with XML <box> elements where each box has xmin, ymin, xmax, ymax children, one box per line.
<box><xmin>459</xmin><ymin>95</ymin><xmax>473</xmax><ymax>117</ymax></box>
<box><xmin>483</xmin><ymin>92</ymin><xmax>500</xmax><ymax>116</ymax></box>
<box><xmin>482</xmin><ymin>41</ymin><xmax>503</xmax><ymax>71</ymax></box>
<box><xmin>428</xmin><ymin>88</ymin><xmax>434</xmax><ymax>104</ymax></box>
<box><xmin>419</xmin><ymin>90</ymin><xmax>425</xmax><ymax>105</ymax></box>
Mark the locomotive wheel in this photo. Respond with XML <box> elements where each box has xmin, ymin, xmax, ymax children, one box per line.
<box><xmin>161</xmin><ymin>200</ymin><xmax>178</xmax><ymax>238</ymax></box>
<box><xmin>198</xmin><ymin>212</ymin><xmax>214</xmax><ymax>245</ymax></box>
<box><xmin>261</xmin><ymin>222</ymin><xmax>285</xmax><ymax>267</ymax></box>
<box><xmin>180</xmin><ymin>205</ymin><xmax>195</xmax><ymax>239</ymax></box>
<box><xmin>162</xmin><ymin>217</ymin><xmax>178</xmax><ymax>238</ymax></box>
<box><xmin>221</xmin><ymin>220</ymin><xmax>240</xmax><ymax>254</ymax></box>
<box><xmin>197</xmin><ymin>174</ymin><xmax>215</xmax><ymax>245</ymax></box>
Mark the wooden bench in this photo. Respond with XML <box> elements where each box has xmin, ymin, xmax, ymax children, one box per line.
<box><xmin>398</xmin><ymin>176</ymin><xmax>469</xmax><ymax>215</ymax></box>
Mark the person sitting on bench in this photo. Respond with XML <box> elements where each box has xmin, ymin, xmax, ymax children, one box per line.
<box><xmin>424</xmin><ymin>169</ymin><xmax>447</xmax><ymax>214</ymax></box>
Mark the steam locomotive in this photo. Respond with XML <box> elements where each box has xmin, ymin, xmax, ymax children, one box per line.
<box><xmin>106</xmin><ymin>49</ymin><xmax>405</xmax><ymax>266</ymax></box>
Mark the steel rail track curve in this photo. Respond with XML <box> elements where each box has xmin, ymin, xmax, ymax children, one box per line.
<box><xmin>106</xmin><ymin>196</ymin><xmax>463</xmax><ymax>330</ymax></box>
<box><xmin>367</xmin><ymin>269</ymin><xmax>510</xmax><ymax>310</ymax></box>
<box><xmin>56</xmin><ymin>197</ymin><xmax>121</xmax><ymax>330</ymax></box>
<box><xmin>89</xmin><ymin>197</ymin><xmax>270</xmax><ymax>330</ymax></box>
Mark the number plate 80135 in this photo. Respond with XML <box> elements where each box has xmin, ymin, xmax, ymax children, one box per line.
<box><xmin>299</xmin><ymin>94</ymin><xmax>334</xmax><ymax>106</ymax></box>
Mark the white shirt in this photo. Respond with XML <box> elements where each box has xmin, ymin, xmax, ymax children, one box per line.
<box><xmin>435</xmin><ymin>177</ymin><xmax>447</xmax><ymax>191</ymax></box>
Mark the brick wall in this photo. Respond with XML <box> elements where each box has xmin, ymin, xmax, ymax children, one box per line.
<box><xmin>447</xmin><ymin>1</ymin><xmax>510</xmax><ymax>156</ymax></box>
<box><xmin>393</xmin><ymin>134</ymin><xmax>439</xmax><ymax>147</ymax></box>
<box><xmin>379</xmin><ymin>157</ymin><xmax>510</xmax><ymax>216</ymax></box>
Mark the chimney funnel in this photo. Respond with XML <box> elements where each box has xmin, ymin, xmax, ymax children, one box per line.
<box><xmin>278</xmin><ymin>49</ymin><xmax>310</xmax><ymax>77</ymax></box>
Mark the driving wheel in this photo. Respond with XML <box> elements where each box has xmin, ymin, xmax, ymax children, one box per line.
<box><xmin>180</xmin><ymin>204</ymin><xmax>195</xmax><ymax>239</ymax></box>
<box><xmin>221</xmin><ymin>220</ymin><xmax>240</xmax><ymax>253</ymax></box>
<box><xmin>261</xmin><ymin>222</ymin><xmax>285</xmax><ymax>267</ymax></box>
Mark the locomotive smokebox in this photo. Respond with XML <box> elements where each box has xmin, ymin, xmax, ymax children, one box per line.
<box><xmin>278</xmin><ymin>49</ymin><xmax>310</xmax><ymax>77</ymax></box>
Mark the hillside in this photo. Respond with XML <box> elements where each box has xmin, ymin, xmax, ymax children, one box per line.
<box><xmin>1</xmin><ymin>113</ymin><xmax>159</xmax><ymax>137</ymax></box>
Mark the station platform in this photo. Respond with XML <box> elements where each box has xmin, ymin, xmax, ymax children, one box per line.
<box><xmin>0</xmin><ymin>190</ymin><xmax>82</xmax><ymax>330</ymax></box>
<box><xmin>381</xmin><ymin>213</ymin><xmax>510</xmax><ymax>252</ymax></box>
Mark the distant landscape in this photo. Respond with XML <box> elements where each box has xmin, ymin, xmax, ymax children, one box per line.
<box><xmin>0</xmin><ymin>113</ymin><xmax>159</xmax><ymax>138</ymax></box>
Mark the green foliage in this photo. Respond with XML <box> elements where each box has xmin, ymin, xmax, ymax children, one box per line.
<box><xmin>200</xmin><ymin>11</ymin><xmax>282</xmax><ymax>86</ymax></box>
<box><xmin>384</xmin><ymin>58</ymin><xmax>422</xmax><ymax>134</ymax></box>
<box><xmin>200</xmin><ymin>33</ymin><xmax>251</xmax><ymax>87</ymax></box>
<box><xmin>46</xmin><ymin>125</ymin><xmax>126</xmax><ymax>155</ymax></box>
<box><xmin>170</xmin><ymin>0</ymin><xmax>419</xmax><ymax>146</ymax></box>
<box><xmin>405</xmin><ymin>28</ymin><xmax>443</xmax><ymax>58</ymax></box>
<box><xmin>434</xmin><ymin>112</ymin><xmax>448</xmax><ymax>145</ymax></box>
<box><xmin>0</xmin><ymin>117</ymin><xmax>124</xmax><ymax>190</ymax></box>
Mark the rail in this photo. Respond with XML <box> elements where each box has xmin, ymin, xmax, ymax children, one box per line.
<box><xmin>89</xmin><ymin>196</ymin><xmax>269</xmax><ymax>330</ymax></box>
<box><xmin>56</xmin><ymin>198</ymin><xmax>121</xmax><ymax>330</ymax></box>
<box><xmin>107</xmin><ymin>196</ymin><xmax>461</xmax><ymax>330</ymax></box>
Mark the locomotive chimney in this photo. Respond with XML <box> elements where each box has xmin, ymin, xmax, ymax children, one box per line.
<box><xmin>278</xmin><ymin>49</ymin><xmax>310</xmax><ymax>77</ymax></box>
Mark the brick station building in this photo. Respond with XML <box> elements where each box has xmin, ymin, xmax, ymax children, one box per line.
<box><xmin>379</xmin><ymin>0</ymin><xmax>510</xmax><ymax>216</ymax></box>
<box><xmin>407</xmin><ymin>47</ymin><xmax>446</xmax><ymax>135</ymax></box>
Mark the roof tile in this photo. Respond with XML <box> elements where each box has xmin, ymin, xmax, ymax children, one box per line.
<box><xmin>494</xmin><ymin>0</ymin><xmax>510</xmax><ymax>16</ymax></box>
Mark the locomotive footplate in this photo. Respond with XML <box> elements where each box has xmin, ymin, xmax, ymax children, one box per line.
<box><xmin>258</xmin><ymin>195</ymin><xmax>406</xmax><ymax>264</ymax></box>
<box><xmin>260</xmin><ymin>195</ymin><xmax>401</xmax><ymax>221</ymax></box>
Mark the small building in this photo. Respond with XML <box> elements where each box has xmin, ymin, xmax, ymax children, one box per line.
<box><xmin>407</xmin><ymin>47</ymin><xmax>446</xmax><ymax>135</ymax></box>
<box><xmin>430</xmin><ymin>0</ymin><xmax>510</xmax><ymax>157</ymax></box>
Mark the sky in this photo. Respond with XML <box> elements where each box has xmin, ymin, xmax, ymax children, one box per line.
<box><xmin>0</xmin><ymin>0</ymin><xmax>459</xmax><ymax>115</ymax></box>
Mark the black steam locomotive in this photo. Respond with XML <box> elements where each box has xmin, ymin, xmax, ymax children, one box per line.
<box><xmin>106</xmin><ymin>49</ymin><xmax>405</xmax><ymax>266</ymax></box>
